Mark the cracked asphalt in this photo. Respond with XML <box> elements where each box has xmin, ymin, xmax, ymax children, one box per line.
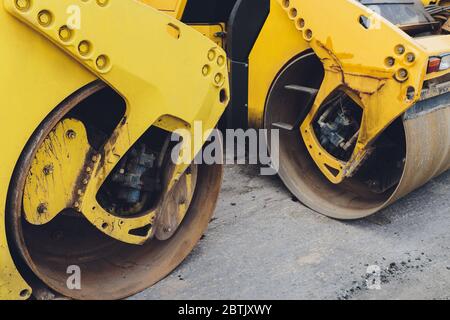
<box><xmin>131</xmin><ymin>164</ymin><xmax>450</xmax><ymax>300</ymax></box>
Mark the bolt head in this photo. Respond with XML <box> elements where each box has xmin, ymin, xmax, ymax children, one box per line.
<box><xmin>78</xmin><ymin>41</ymin><xmax>92</xmax><ymax>57</ymax></box>
<box><xmin>202</xmin><ymin>65</ymin><xmax>210</xmax><ymax>76</ymax></box>
<box><xmin>214</xmin><ymin>73</ymin><xmax>223</xmax><ymax>85</ymax></box>
<box><xmin>38</xmin><ymin>11</ymin><xmax>53</xmax><ymax>27</ymax></box>
<box><xmin>207</xmin><ymin>49</ymin><xmax>216</xmax><ymax>61</ymax></box>
<box><xmin>385</xmin><ymin>57</ymin><xmax>395</xmax><ymax>67</ymax></box>
<box><xmin>96</xmin><ymin>55</ymin><xmax>109</xmax><ymax>71</ymax></box>
<box><xmin>217</xmin><ymin>55</ymin><xmax>225</xmax><ymax>66</ymax></box>
<box><xmin>396</xmin><ymin>45</ymin><xmax>405</xmax><ymax>55</ymax></box>
<box><xmin>406</xmin><ymin>53</ymin><xmax>415</xmax><ymax>63</ymax></box>
<box><xmin>399</xmin><ymin>69</ymin><xmax>408</xmax><ymax>79</ymax></box>
<box><xmin>15</xmin><ymin>0</ymin><xmax>30</xmax><ymax>11</ymax></box>
<box><xmin>66</xmin><ymin>130</ymin><xmax>76</xmax><ymax>139</ymax></box>
<box><xmin>59</xmin><ymin>26</ymin><xmax>73</xmax><ymax>42</ymax></box>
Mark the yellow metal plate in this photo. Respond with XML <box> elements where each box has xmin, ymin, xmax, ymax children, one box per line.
<box><xmin>23</xmin><ymin>119</ymin><xmax>91</xmax><ymax>225</ymax></box>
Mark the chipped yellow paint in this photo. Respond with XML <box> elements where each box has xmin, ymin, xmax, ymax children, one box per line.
<box><xmin>23</xmin><ymin>119</ymin><xmax>91</xmax><ymax>225</ymax></box>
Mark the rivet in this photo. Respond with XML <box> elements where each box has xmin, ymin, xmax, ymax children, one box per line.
<box><xmin>96</xmin><ymin>55</ymin><xmax>109</xmax><ymax>71</ymax></box>
<box><xmin>289</xmin><ymin>8</ymin><xmax>298</xmax><ymax>19</ymax></box>
<box><xmin>66</xmin><ymin>129</ymin><xmax>76</xmax><ymax>139</ymax></box>
<box><xmin>214</xmin><ymin>73</ymin><xmax>223</xmax><ymax>85</ymax></box>
<box><xmin>59</xmin><ymin>26</ymin><xmax>73</xmax><ymax>42</ymax></box>
<box><xmin>397</xmin><ymin>68</ymin><xmax>408</xmax><ymax>80</ymax></box>
<box><xmin>395</xmin><ymin>45</ymin><xmax>405</xmax><ymax>55</ymax></box>
<box><xmin>217</xmin><ymin>55</ymin><xmax>225</xmax><ymax>67</ymax></box>
<box><xmin>202</xmin><ymin>65</ymin><xmax>210</xmax><ymax>76</ymax></box>
<box><xmin>78</xmin><ymin>41</ymin><xmax>92</xmax><ymax>57</ymax></box>
<box><xmin>38</xmin><ymin>10</ymin><xmax>53</xmax><ymax>27</ymax></box>
<box><xmin>207</xmin><ymin>49</ymin><xmax>216</xmax><ymax>61</ymax></box>
<box><xmin>164</xmin><ymin>227</ymin><xmax>172</xmax><ymax>233</ymax></box>
<box><xmin>385</xmin><ymin>57</ymin><xmax>395</xmax><ymax>67</ymax></box>
<box><xmin>297</xmin><ymin>18</ymin><xmax>305</xmax><ymax>29</ymax></box>
<box><xmin>15</xmin><ymin>0</ymin><xmax>30</xmax><ymax>11</ymax></box>
<box><xmin>96</xmin><ymin>0</ymin><xmax>109</xmax><ymax>7</ymax></box>
<box><xmin>19</xmin><ymin>289</ymin><xmax>30</xmax><ymax>298</ymax></box>
<box><xmin>406</xmin><ymin>53</ymin><xmax>415</xmax><ymax>63</ymax></box>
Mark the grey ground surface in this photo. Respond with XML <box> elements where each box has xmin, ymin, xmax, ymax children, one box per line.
<box><xmin>131</xmin><ymin>164</ymin><xmax>450</xmax><ymax>300</ymax></box>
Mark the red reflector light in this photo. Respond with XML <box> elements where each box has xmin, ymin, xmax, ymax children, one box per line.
<box><xmin>427</xmin><ymin>57</ymin><xmax>441</xmax><ymax>74</ymax></box>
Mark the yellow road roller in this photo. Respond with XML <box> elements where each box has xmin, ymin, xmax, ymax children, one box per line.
<box><xmin>251</xmin><ymin>0</ymin><xmax>450</xmax><ymax>219</ymax></box>
<box><xmin>170</xmin><ymin>0</ymin><xmax>450</xmax><ymax>220</ymax></box>
<box><xmin>1</xmin><ymin>0</ymin><xmax>449</xmax><ymax>300</ymax></box>
<box><xmin>0</xmin><ymin>0</ymin><xmax>229</xmax><ymax>299</ymax></box>
<box><xmin>174</xmin><ymin>0</ymin><xmax>450</xmax><ymax>219</ymax></box>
